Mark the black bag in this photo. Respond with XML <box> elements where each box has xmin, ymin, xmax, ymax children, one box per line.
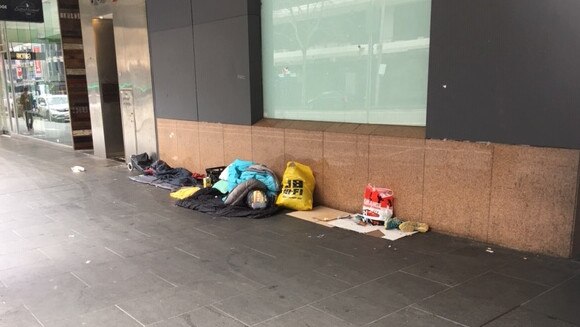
<box><xmin>128</xmin><ymin>153</ymin><xmax>153</xmax><ymax>173</ymax></box>
<box><xmin>205</xmin><ymin>166</ymin><xmax>226</xmax><ymax>184</ymax></box>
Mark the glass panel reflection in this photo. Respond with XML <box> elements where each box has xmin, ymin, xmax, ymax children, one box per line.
<box><xmin>1</xmin><ymin>0</ymin><xmax>72</xmax><ymax>145</ymax></box>
<box><xmin>262</xmin><ymin>0</ymin><xmax>431</xmax><ymax>126</ymax></box>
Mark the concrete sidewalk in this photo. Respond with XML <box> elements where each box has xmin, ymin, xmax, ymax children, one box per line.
<box><xmin>0</xmin><ymin>135</ymin><xmax>579</xmax><ymax>327</ymax></box>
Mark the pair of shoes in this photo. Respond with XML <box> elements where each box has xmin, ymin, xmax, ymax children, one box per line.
<box><xmin>399</xmin><ymin>221</ymin><xmax>429</xmax><ymax>233</ymax></box>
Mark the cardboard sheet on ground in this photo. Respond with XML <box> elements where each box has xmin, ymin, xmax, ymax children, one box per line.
<box><xmin>329</xmin><ymin>218</ymin><xmax>417</xmax><ymax>241</ymax></box>
<box><xmin>287</xmin><ymin>206</ymin><xmax>351</xmax><ymax>227</ymax></box>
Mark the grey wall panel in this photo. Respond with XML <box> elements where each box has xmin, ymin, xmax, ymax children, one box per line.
<box><xmin>146</xmin><ymin>0</ymin><xmax>193</xmax><ymax>32</ymax></box>
<box><xmin>248</xmin><ymin>14</ymin><xmax>263</xmax><ymax>124</ymax></box>
<box><xmin>149</xmin><ymin>27</ymin><xmax>198</xmax><ymax>121</ymax></box>
<box><xmin>426</xmin><ymin>0</ymin><xmax>580</xmax><ymax>149</ymax></box>
<box><xmin>194</xmin><ymin>16</ymin><xmax>252</xmax><ymax>124</ymax></box>
<box><xmin>191</xmin><ymin>0</ymin><xmax>259</xmax><ymax>25</ymax></box>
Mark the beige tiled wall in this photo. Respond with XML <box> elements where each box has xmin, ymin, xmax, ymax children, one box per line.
<box><xmin>156</xmin><ymin>119</ymin><xmax>580</xmax><ymax>257</ymax></box>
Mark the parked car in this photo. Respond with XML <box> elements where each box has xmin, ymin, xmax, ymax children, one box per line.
<box><xmin>37</xmin><ymin>95</ymin><xmax>70</xmax><ymax>122</ymax></box>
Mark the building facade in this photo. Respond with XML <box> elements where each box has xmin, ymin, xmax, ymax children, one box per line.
<box><xmin>79</xmin><ymin>0</ymin><xmax>579</xmax><ymax>257</ymax></box>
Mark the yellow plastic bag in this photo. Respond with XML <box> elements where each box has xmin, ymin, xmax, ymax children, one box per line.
<box><xmin>170</xmin><ymin>186</ymin><xmax>200</xmax><ymax>200</ymax></box>
<box><xmin>276</xmin><ymin>161</ymin><xmax>315</xmax><ymax>211</ymax></box>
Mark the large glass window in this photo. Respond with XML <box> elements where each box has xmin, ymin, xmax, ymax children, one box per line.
<box><xmin>0</xmin><ymin>0</ymin><xmax>72</xmax><ymax>145</ymax></box>
<box><xmin>262</xmin><ymin>0</ymin><xmax>431</xmax><ymax>126</ymax></box>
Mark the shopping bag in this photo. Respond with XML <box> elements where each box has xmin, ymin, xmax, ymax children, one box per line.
<box><xmin>276</xmin><ymin>161</ymin><xmax>315</xmax><ymax>211</ymax></box>
<box><xmin>362</xmin><ymin>184</ymin><xmax>394</xmax><ymax>225</ymax></box>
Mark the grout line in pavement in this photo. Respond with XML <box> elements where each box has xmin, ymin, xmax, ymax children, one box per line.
<box><xmin>316</xmin><ymin>245</ymin><xmax>355</xmax><ymax>258</ymax></box>
<box><xmin>398</xmin><ymin>270</ymin><xmax>453</xmax><ymax>288</ymax></box>
<box><xmin>210</xmin><ymin>304</ymin><xmax>251</xmax><ymax>327</ymax></box>
<box><xmin>492</xmin><ymin>271</ymin><xmax>551</xmax><ymax>288</ymax></box>
<box><xmin>115</xmin><ymin>305</ymin><xmax>146</xmax><ymax>327</ymax></box>
<box><xmin>133</xmin><ymin>228</ymin><xmax>153</xmax><ymax>238</ymax></box>
<box><xmin>11</xmin><ymin>230</ymin><xmax>25</xmax><ymax>239</ymax></box>
<box><xmin>148</xmin><ymin>271</ymin><xmax>179</xmax><ymax>288</ymax></box>
<box><xmin>104</xmin><ymin>247</ymin><xmax>127</xmax><ymax>259</ymax></box>
<box><xmin>311</xmin><ymin>270</ymin><xmax>352</xmax><ymax>285</ymax></box>
<box><xmin>70</xmin><ymin>272</ymin><xmax>91</xmax><ymax>288</ymax></box>
<box><xmin>36</xmin><ymin>248</ymin><xmax>52</xmax><ymax>260</ymax></box>
<box><xmin>520</xmin><ymin>273</ymin><xmax>579</xmax><ymax>307</ymax></box>
<box><xmin>174</xmin><ymin>247</ymin><xmax>201</xmax><ymax>259</ymax></box>
<box><xmin>308</xmin><ymin>304</ymin><xmax>354</xmax><ymax>324</ymax></box>
<box><xmin>411</xmin><ymin>305</ymin><xmax>469</xmax><ymax>327</ymax></box>
<box><xmin>243</xmin><ymin>245</ymin><xmax>277</xmax><ymax>259</ymax></box>
<box><xmin>254</xmin><ymin>270</ymin><xmax>401</xmax><ymax>326</ymax></box>
<box><xmin>23</xmin><ymin>304</ymin><xmax>45</xmax><ymax>327</ymax></box>
<box><xmin>192</xmin><ymin>227</ymin><xmax>219</xmax><ymax>238</ymax></box>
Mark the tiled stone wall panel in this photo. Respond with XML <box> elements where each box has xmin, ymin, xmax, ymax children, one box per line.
<box><xmin>423</xmin><ymin>140</ymin><xmax>493</xmax><ymax>242</ymax></box>
<box><xmin>321</xmin><ymin>132</ymin><xmax>369</xmax><ymax>213</ymax></box>
<box><xmin>224</xmin><ymin>124</ymin><xmax>252</xmax><ymax>164</ymax></box>
<box><xmin>489</xmin><ymin>145</ymin><xmax>579</xmax><ymax>257</ymax></box>
<box><xmin>368</xmin><ymin>136</ymin><xmax>426</xmax><ymax>221</ymax></box>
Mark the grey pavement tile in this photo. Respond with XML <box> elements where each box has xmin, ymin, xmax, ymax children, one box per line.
<box><xmin>448</xmin><ymin>245</ymin><xmax>518</xmax><ymax>269</ymax></box>
<box><xmin>493</xmin><ymin>256</ymin><xmax>580</xmax><ymax>287</ymax></box>
<box><xmin>0</xmin><ymin>305</ymin><xmax>42</xmax><ymax>327</ymax></box>
<box><xmin>485</xmin><ymin>307</ymin><xmax>577</xmax><ymax>327</ymax></box>
<box><xmin>523</xmin><ymin>275</ymin><xmax>580</xmax><ymax>325</ymax></box>
<box><xmin>128</xmin><ymin>249</ymin><xmax>261</xmax><ymax>301</ymax></box>
<box><xmin>70</xmin><ymin>260</ymin><xmax>150</xmax><ymax>286</ymax></box>
<box><xmin>367</xmin><ymin>307</ymin><xmax>460</xmax><ymax>327</ymax></box>
<box><xmin>0</xmin><ymin>259</ymin><xmax>68</xmax><ymax>287</ymax></box>
<box><xmin>12</xmin><ymin>222</ymin><xmax>83</xmax><ymax>248</ymax></box>
<box><xmin>0</xmin><ymin>249</ymin><xmax>46</xmax><ymax>271</ymax></box>
<box><xmin>181</xmin><ymin>270</ymin><xmax>263</xmax><ymax>302</ymax></box>
<box><xmin>256</xmin><ymin>306</ymin><xmax>355</xmax><ymax>327</ymax></box>
<box><xmin>0</xmin><ymin>214</ymin><xmax>54</xmax><ymax>232</ymax></box>
<box><xmin>8</xmin><ymin>273</ymin><xmax>109</xmax><ymax>324</ymax></box>
<box><xmin>214</xmin><ymin>283</ymin><xmax>312</xmax><ymax>325</ymax></box>
<box><xmin>47</xmin><ymin>306</ymin><xmax>142</xmax><ymax>327</ymax></box>
<box><xmin>0</xmin><ymin>239</ymin><xmax>34</xmax><ymax>257</ymax></box>
<box><xmin>98</xmin><ymin>237</ymin><xmax>173</xmax><ymax>258</ymax></box>
<box><xmin>150</xmin><ymin>306</ymin><xmax>247</xmax><ymax>327</ymax></box>
<box><xmin>38</xmin><ymin>240</ymin><xmax>124</xmax><ymax>270</ymax></box>
<box><xmin>274</xmin><ymin>271</ymin><xmax>351</xmax><ymax>303</ymax></box>
<box><xmin>312</xmin><ymin>271</ymin><xmax>448</xmax><ymax>325</ymax></box>
<box><xmin>83</xmin><ymin>270</ymin><xmax>174</xmax><ymax>306</ymax></box>
<box><xmin>117</xmin><ymin>287</ymin><xmax>210</xmax><ymax>325</ymax></box>
<box><xmin>417</xmin><ymin>272</ymin><xmax>548</xmax><ymax>327</ymax></box>
<box><xmin>401</xmin><ymin>252</ymin><xmax>494</xmax><ymax>286</ymax></box>
<box><xmin>0</xmin><ymin>230</ymin><xmax>25</xmax><ymax>243</ymax></box>
<box><xmin>314</xmin><ymin>248</ymin><xmax>425</xmax><ymax>285</ymax></box>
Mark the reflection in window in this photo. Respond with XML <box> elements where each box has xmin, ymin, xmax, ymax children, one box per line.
<box><xmin>262</xmin><ymin>0</ymin><xmax>431</xmax><ymax>126</ymax></box>
<box><xmin>0</xmin><ymin>0</ymin><xmax>72</xmax><ymax>145</ymax></box>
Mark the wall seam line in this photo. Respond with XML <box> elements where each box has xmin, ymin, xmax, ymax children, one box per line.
<box><xmin>485</xmin><ymin>144</ymin><xmax>496</xmax><ymax>244</ymax></box>
<box><xmin>569</xmin><ymin>151</ymin><xmax>580</xmax><ymax>257</ymax></box>
<box><xmin>420</xmin><ymin>139</ymin><xmax>427</xmax><ymax>220</ymax></box>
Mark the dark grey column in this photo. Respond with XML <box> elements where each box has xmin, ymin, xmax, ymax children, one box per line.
<box><xmin>192</xmin><ymin>0</ymin><xmax>262</xmax><ymax>125</ymax></box>
<box><xmin>146</xmin><ymin>0</ymin><xmax>198</xmax><ymax>121</ymax></box>
<box><xmin>426</xmin><ymin>0</ymin><xmax>580</xmax><ymax>149</ymax></box>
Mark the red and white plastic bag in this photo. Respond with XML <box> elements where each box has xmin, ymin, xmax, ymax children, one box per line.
<box><xmin>362</xmin><ymin>184</ymin><xmax>394</xmax><ymax>225</ymax></box>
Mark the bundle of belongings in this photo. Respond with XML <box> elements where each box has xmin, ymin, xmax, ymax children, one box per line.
<box><xmin>176</xmin><ymin>159</ymin><xmax>281</xmax><ymax>219</ymax></box>
<box><xmin>129</xmin><ymin>159</ymin><xmax>203</xmax><ymax>190</ymax></box>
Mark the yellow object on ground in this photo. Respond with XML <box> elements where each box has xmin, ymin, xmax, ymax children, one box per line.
<box><xmin>170</xmin><ymin>186</ymin><xmax>200</xmax><ymax>200</ymax></box>
<box><xmin>276</xmin><ymin>161</ymin><xmax>315</xmax><ymax>211</ymax></box>
<box><xmin>399</xmin><ymin>221</ymin><xmax>430</xmax><ymax>233</ymax></box>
